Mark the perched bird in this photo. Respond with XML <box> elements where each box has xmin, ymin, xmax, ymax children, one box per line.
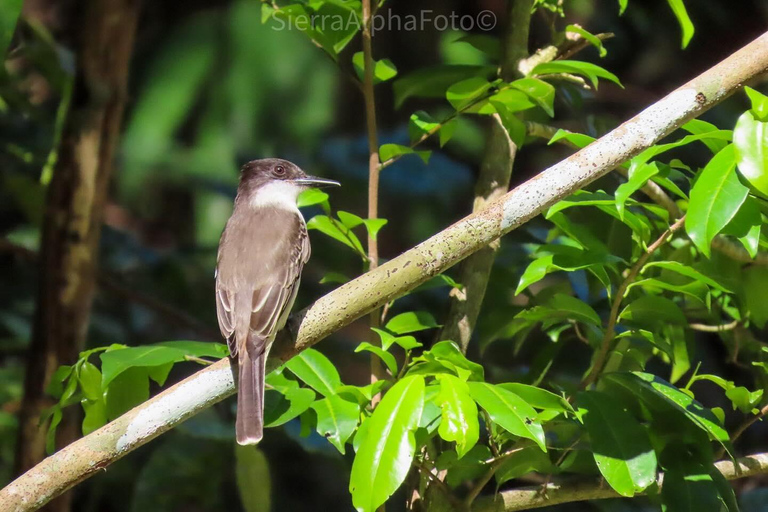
<box><xmin>215</xmin><ymin>159</ymin><xmax>339</xmax><ymax>444</ymax></box>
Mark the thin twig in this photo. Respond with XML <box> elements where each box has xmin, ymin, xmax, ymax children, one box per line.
<box><xmin>580</xmin><ymin>215</ymin><xmax>687</xmax><ymax>390</ymax></box>
<box><xmin>689</xmin><ymin>320</ymin><xmax>739</xmax><ymax>333</ymax></box>
<box><xmin>465</xmin><ymin>447</ymin><xmax>526</xmax><ymax>508</ymax></box>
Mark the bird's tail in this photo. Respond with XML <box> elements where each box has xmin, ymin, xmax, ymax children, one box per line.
<box><xmin>236</xmin><ymin>347</ymin><xmax>266</xmax><ymax>445</ymax></box>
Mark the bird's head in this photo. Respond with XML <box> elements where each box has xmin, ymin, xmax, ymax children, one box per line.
<box><xmin>237</xmin><ymin>158</ymin><xmax>339</xmax><ymax>209</ymax></box>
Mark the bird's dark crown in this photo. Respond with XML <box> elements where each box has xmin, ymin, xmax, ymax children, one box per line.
<box><xmin>239</xmin><ymin>158</ymin><xmax>306</xmax><ymax>188</ymax></box>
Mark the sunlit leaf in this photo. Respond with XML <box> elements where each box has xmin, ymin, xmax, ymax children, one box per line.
<box><xmin>467</xmin><ymin>382</ymin><xmax>546</xmax><ymax>451</ymax></box>
<box><xmin>385</xmin><ymin>311</ymin><xmax>440</xmax><ymax>334</ymax></box>
<box><xmin>578</xmin><ymin>391</ymin><xmax>657</xmax><ymax>496</ymax></box>
<box><xmin>686</xmin><ymin>144</ymin><xmax>748</xmax><ymax>257</ymax></box>
<box><xmin>350</xmin><ymin>376</ymin><xmax>425</xmax><ymax>512</ymax></box>
<box><xmin>311</xmin><ymin>394</ymin><xmax>360</xmax><ymax>454</ymax></box>
<box><xmin>355</xmin><ymin>342</ymin><xmax>398</xmax><ymax>375</ymax></box>
<box><xmin>285</xmin><ymin>348</ymin><xmax>341</xmax><ymax>397</ymax></box>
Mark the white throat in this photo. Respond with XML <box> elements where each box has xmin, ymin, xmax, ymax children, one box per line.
<box><xmin>249</xmin><ymin>181</ymin><xmax>302</xmax><ymax>211</ymax></box>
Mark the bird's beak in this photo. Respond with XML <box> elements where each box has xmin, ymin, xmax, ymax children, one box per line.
<box><xmin>292</xmin><ymin>176</ymin><xmax>341</xmax><ymax>188</ymax></box>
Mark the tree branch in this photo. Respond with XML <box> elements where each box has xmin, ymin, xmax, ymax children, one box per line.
<box><xmin>471</xmin><ymin>452</ymin><xmax>768</xmax><ymax>511</ymax></box>
<box><xmin>438</xmin><ymin>0</ymin><xmax>533</xmax><ymax>352</ymax></box>
<box><xmin>580</xmin><ymin>215</ymin><xmax>687</xmax><ymax>390</ymax></box>
<box><xmin>3</xmin><ymin>30</ymin><xmax>768</xmax><ymax>512</ymax></box>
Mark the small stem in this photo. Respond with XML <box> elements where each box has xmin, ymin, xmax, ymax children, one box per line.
<box><xmin>689</xmin><ymin>320</ymin><xmax>739</xmax><ymax>332</ymax></box>
<box><xmin>465</xmin><ymin>447</ymin><xmax>526</xmax><ymax>507</ymax></box>
<box><xmin>580</xmin><ymin>215</ymin><xmax>687</xmax><ymax>390</ymax></box>
<box><xmin>184</xmin><ymin>355</ymin><xmax>215</xmax><ymax>366</ymax></box>
<box><xmin>360</xmin><ymin>0</ymin><xmax>386</xmax><ymax>395</ymax></box>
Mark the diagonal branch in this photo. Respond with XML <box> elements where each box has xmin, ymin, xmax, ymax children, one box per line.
<box><xmin>3</xmin><ymin>30</ymin><xmax>768</xmax><ymax>512</ymax></box>
<box><xmin>438</xmin><ymin>0</ymin><xmax>533</xmax><ymax>352</ymax></box>
<box><xmin>471</xmin><ymin>452</ymin><xmax>768</xmax><ymax>511</ymax></box>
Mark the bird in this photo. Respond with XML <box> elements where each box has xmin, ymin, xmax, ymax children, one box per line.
<box><xmin>215</xmin><ymin>158</ymin><xmax>339</xmax><ymax>444</ymax></box>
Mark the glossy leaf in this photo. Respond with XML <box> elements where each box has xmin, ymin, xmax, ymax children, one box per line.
<box><xmin>355</xmin><ymin>342</ymin><xmax>398</xmax><ymax>375</ymax></box>
<box><xmin>616</xmin><ymin>162</ymin><xmax>659</xmax><ymax>219</ymax></box>
<box><xmin>640</xmin><ymin>261</ymin><xmax>731</xmax><ymax>292</ymax></box>
<box><xmin>745</xmin><ymin>86</ymin><xmax>768</xmax><ymax>121</ymax></box>
<box><xmin>530</xmin><ymin>60</ymin><xmax>622</xmax><ymax>89</ymax></box>
<box><xmin>307</xmin><ymin>214</ymin><xmax>365</xmax><ymax>255</ymax></box>
<box><xmin>436</xmin><ymin>375</ymin><xmax>479</xmax><ymax>458</ymax></box>
<box><xmin>263</xmin><ymin>387</ymin><xmax>315</xmax><ymax>427</ymax></box>
<box><xmin>370</xmin><ymin>328</ymin><xmax>421</xmax><ymax>351</ymax></box>
<box><xmin>721</xmin><ymin>196</ymin><xmax>762</xmax><ymax>258</ymax></box>
<box><xmin>666</xmin><ymin>0</ymin><xmax>695</xmax><ymax>48</ymax></box>
<box><xmin>352</xmin><ymin>52</ymin><xmax>398</xmax><ymax>83</ymax></box>
<box><xmin>349</xmin><ymin>376</ymin><xmax>425</xmax><ymax>512</ymax></box>
<box><xmin>734</xmin><ymin>96</ymin><xmax>768</xmax><ymax>197</ymax></box>
<box><xmin>385</xmin><ymin>311</ymin><xmax>440</xmax><ymax>334</ymax></box>
<box><xmin>566</xmin><ymin>24</ymin><xmax>607</xmax><ymax>57</ymax></box>
<box><xmin>619</xmin><ymin>295</ymin><xmax>686</xmax><ymax>328</ymax></box>
<box><xmin>495</xmin><ymin>446</ymin><xmax>554</xmax><ymax>485</ymax></box>
<box><xmin>604</xmin><ymin>372</ymin><xmax>729</xmax><ymax>443</ymax></box>
<box><xmin>393</xmin><ymin>65</ymin><xmax>495</xmax><ymax>108</ymax></box>
<box><xmin>311</xmin><ymin>394</ymin><xmax>360</xmax><ymax>454</ymax></box>
<box><xmin>686</xmin><ymin>144</ymin><xmax>749</xmax><ymax>257</ymax></box>
<box><xmin>285</xmin><ymin>348</ymin><xmax>341</xmax><ymax>397</ymax></box>
<box><xmin>467</xmin><ymin>382</ymin><xmax>546</xmax><ymax>451</ymax></box>
<box><xmin>100</xmin><ymin>341</ymin><xmax>227</xmax><ymax>388</ymax></box>
<box><xmin>379</xmin><ymin>143</ymin><xmax>430</xmax><ymax>164</ymax></box>
<box><xmin>297</xmin><ymin>188</ymin><xmax>329</xmax><ymax>208</ymax></box>
<box><xmin>578</xmin><ymin>391</ymin><xmax>657</xmax><ymax>496</ymax></box>
<box><xmin>446</xmin><ymin>77</ymin><xmax>494</xmax><ymax>110</ymax></box>
<box><xmin>498</xmin><ymin>383</ymin><xmax>573</xmax><ymax>414</ymax></box>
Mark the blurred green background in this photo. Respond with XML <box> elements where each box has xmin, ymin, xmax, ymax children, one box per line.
<box><xmin>1</xmin><ymin>0</ymin><xmax>768</xmax><ymax>510</ymax></box>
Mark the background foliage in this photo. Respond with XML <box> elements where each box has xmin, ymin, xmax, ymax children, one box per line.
<box><xmin>2</xmin><ymin>0</ymin><xmax>768</xmax><ymax>511</ymax></box>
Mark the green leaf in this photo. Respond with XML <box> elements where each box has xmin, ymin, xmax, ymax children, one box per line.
<box><xmin>362</xmin><ymin>219</ymin><xmax>387</xmax><ymax>241</ymax></box>
<box><xmin>235</xmin><ymin>445</ymin><xmax>271</xmax><ymax>512</ymax></box>
<box><xmin>409</xmin><ymin>111</ymin><xmax>439</xmax><ymax>142</ymax></box>
<box><xmin>603</xmin><ymin>372</ymin><xmax>729</xmax><ymax>443</ymax></box>
<box><xmin>456</xmin><ymin>34</ymin><xmax>500</xmax><ymax>60</ymax></box>
<box><xmin>734</xmin><ymin>103</ymin><xmax>768</xmax><ymax>198</ymax></box>
<box><xmin>530</xmin><ymin>60</ymin><xmax>622</xmax><ymax>89</ymax></box>
<box><xmin>350</xmin><ymin>375</ymin><xmax>425</xmax><ymax>512</ymax></box>
<box><xmin>306</xmin><ymin>214</ymin><xmax>365</xmax><ymax>255</ymax></box>
<box><xmin>725</xmin><ymin>386</ymin><xmax>763</xmax><ymax>413</ymax></box>
<box><xmin>436</xmin><ymin>375</ymin><xmax>479</xmax><ymax>458</ymax></box>
<box><xmin>319</xmin><ymin>271</ymin><xmax>349</xmax><ymax>285</ymax></box>
<box><xmin>619</xmin><ymin>295</ymin><xmax>687</xmax><ymax>328</ymax></box>
<box><xmin>285</xmin><ymin>348</ymin><xmax>341</xmax><ymax>397</ymax></box>
<box><xmin>546</xmin><ymin>293</ymin><xmax>601</xmax><ymax>326</ymax></box>
<box><xmin>745</xmin><ymin>86</ymin><xmax>768</xmax><ymax>121</ymax></box>
<box><xmin>578</xmin><ymin>391</ymin><xmax>657</xmax><ymax>496</ymax></box>
<box><xmin>565</xmin><ymin>25</ymin><xmax>607</xmax><ymax>57</ymax></box>
<box><xmin>0</xmin><ymin>0</ymin><xmax>22</xmax><ymax>57</ymax></box>
<box><xmin>549</xmin><ymin>129</ymin><xmax>595</xmax><ymax>148</ymax></box>
<box><xmin>421</xmin><ymin>341</ymin><xmax>485</xmax><ymax>381</ymax></box>
<box><xmin>99</xmin><ymin>341</ymin><xmax>227</xmax><ymax>388</ymax></box>
<box><xmin>393</xmin><ymin>65</ymin><xmax>496</xmax><ymax>108</ymax></box>
<box><xmin>743</xmin><ymin>266</ymin><xmax>768</xmax><ymax>328</ymax></box>
<box><xmin>263</xmin><ymin>387</ymin><xmax>316</xmax><ymax>427</ymax></box>
<box><xmin>105</xmin><ymin>367</ymin><xmax>149</xmax><ymax>420</ymax></box>
<box><xmin>491</xmin><ymin>101</ymin><xmax>527</xmax><ymax>148</ymax></box>
<box><xmin>616</xmin><ymin>162</ymin><xmax>659</xmax><ymax>219</ymax></box>
<box><xmin>682</xmin><ymin>120</ymin><xmax>729</xmax><ymax>154</ymax></box>
<box><xmin>355</xmin><ymin>342</ymin><xmax>398</xmax><ymax>375</ymax></box>
<box><xmin>371</xmin><ymin>328</ymin><xmax>421</xmax><ymax>351</ymax></box>
<box><xmin>686</xmin><ymin>145</ymin><xmax>748</xmax><ymax>257</ymax></box>
<box><xmin>494</xmin><ymin>445</ymin><xmax>554</xmax><ymax>485</ymax></box>
<box><xmin>297</xmin><ymin>188</ymin><xmax>329</xmax><ymax>208</ymax></box>
<box><xmin>497</xmin><ymin>383</ymin><xmax>573</xmax><ymax>414</ymax></box>
<box><xmin>378</xmin><ymin>143</ymin><xmax>431</xmax><ymax>164</ymax></box>
<box><xmin>446</xmin><ymin>77</ymin><xmax>494</xmax><ymax>110</ymax></box>
<box><xmin>81</xmin><ymin>398</ymin><xmax>107</xmax><ymax>435</ymax></box>
<box><xmin>617</xmin><ymin>0</ymin><xmax>628</xmax><ymax>14</ymax></box>
<box><xmin>77</xmin><ymin>362</ymin><xmax>103</xmax><ymax>401</ymax></box>
<box><xmin>467</xmin><ymin>382</ymin><xmax>546</xmax><ymax>451</ymax></box>
<box><xmin>46</xmin><ymin>365</ymin><xmax>73</xmax><ymax>399</ymax></box>
<box><xmin>352</xmin><ymin>52</ymin><xmax>398</xmax><ymax>83</ymax></box>
<box><xmin>311</xmin><ymin>394</ymin><xmax>360</xmax><ymax>454</ymax></box>
<box><xmin>439</xmin><ymin>119</ymin><xmax>457</xmax><ymax>147</ymax></box>
<box><xmin>640</xmin><ymin>261</ymin><xmax>731</xmax><ymax>292</ymax></box>
<box><xmin>46</xmin><ymin>407</ymin><xmax>63</xmax><ymax>454</ymax></box>
<box><xmin>633</xmin><ymin>130</ymin><xmax>732</xmax><ymax>166</ymax></box>
<box><xmin>662</xmin><ymin>465</ymin><xmax>727</xmax><ymax>512</ymax></box>
<box><xmin>721</xmin><ymin>196</ymin><xmax>762</xmax><ymax>258</ymax></box>
<box><xmin>385</xmin><ymin>311</ymin><xmax>440</xmax><ymax>335</ymax></box>
<box><xmin>666</xmin><ymin>0</ymin><xmax>695</xmax><ymax>48</ymax></box>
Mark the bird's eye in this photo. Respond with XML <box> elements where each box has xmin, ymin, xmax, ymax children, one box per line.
<box><xmin>273</xmin><ymin>165</ymin><xmax>286</xmax><ymax>177</ymax></box>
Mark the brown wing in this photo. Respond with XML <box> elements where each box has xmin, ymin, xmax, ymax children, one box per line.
<box><xmin>216</xmin><ymin>214</ymin><xmax>310</xmax><ymax>358</ymax></box>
